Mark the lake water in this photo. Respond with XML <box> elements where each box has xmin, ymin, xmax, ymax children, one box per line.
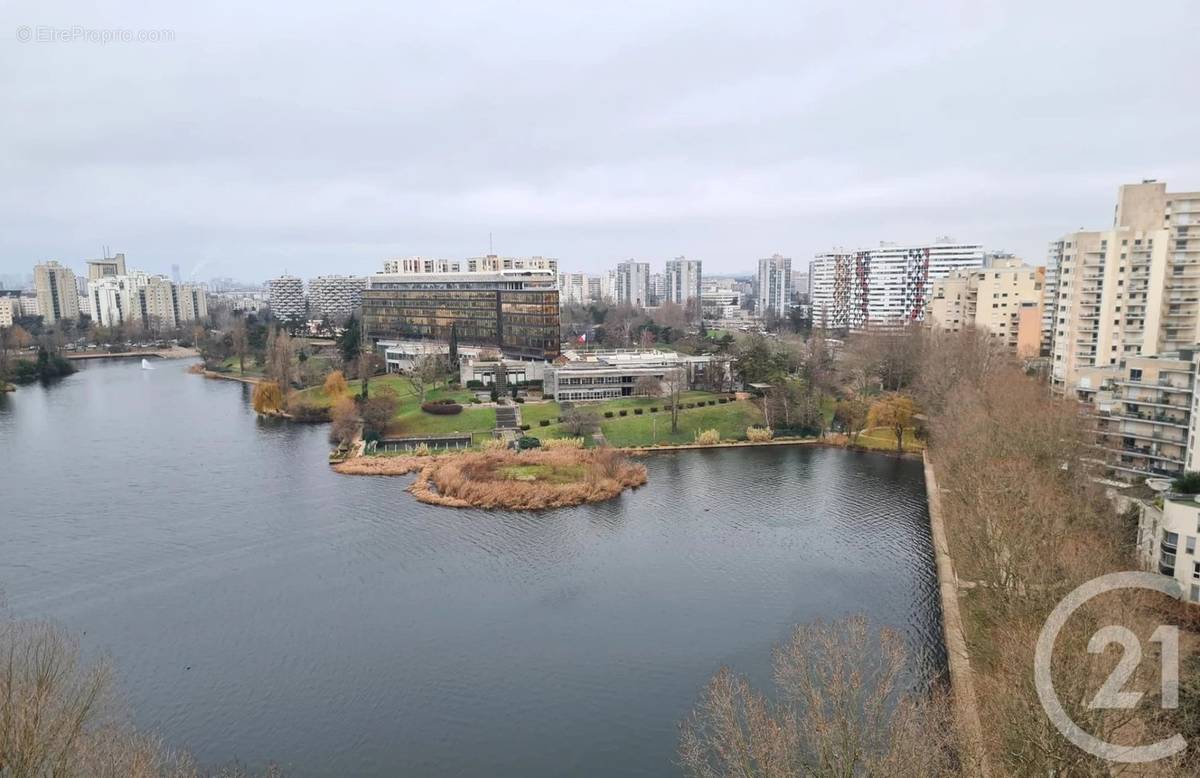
<box><xmin>0</xmin><ymin>358</ymin><xmax>943</xmax><ymax>776</ymax></box>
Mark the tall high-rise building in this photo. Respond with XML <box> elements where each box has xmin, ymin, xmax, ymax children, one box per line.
<box><xmin>558</xmin><ymin>272</ymin><xmax>592</xmax><ymax>306</ymax></box>
<box><xmin>810</xmin><ymin>240</ymin><xmax>983</xmax><ymax>330</ymax></box>
<box><xmin>1048</xmin><ymin>180</ymin><xmax>1200</xmax><ymax>398</ymax></box>
<box><xmin>615</xmin><ymin>260</ymin><xmax>651</xmax><ymax>308</ymax></box>
<box><xmin>926</xmin><ymin>258</ymin><xmax>1045</xmax><ymax>358</ymax></box>
<box><xmin>756</xmin><ymin>254</ymin><xmax>792</xmax><ymax>317</ymax></box>
<box><xmin>665</xmin><ymin>257</ymin><xmax>702</xmax><ymax>309</ymax></box>
<box><xmin>33</xmin><ymin>261</ymin><xmax>81</xmax><ymax>324</ymax></box>
<box><xmin>267</xmin><ymin>275</ymin><xmax>306</xmax><ymax>323</ymax></box>
<box><xmin>0</xmin><ymin>296</ymin><xmax>18</xmax><ymax>328</ymax></box>
<box><xmin>308</xmin><ymin>275</ymin><xmax>366</xmax><ymax>321</ymax></box>
<box><xmin>586</xmin><ymin>276</ymin><xmax>602</xmax><ymax>303</ymax></box>
<box><xmin>175</xmin><ymin>283</ymin><xmax>209</xmax><ymax>324</ymax></box>
<box><xmin>363</xmin><ymin>258</ymin><xmax>560</xmax><ymax>360</ymax></box>
<box><xmin>87</xmin><ymin>253</ymin><xmax>127</xmax><ymax>280</ymax></box>
<box><xmin>87</xmin><ymin>271</ymin><xmax>200</xmax><ymax>330</ymax></box>
<box><xmin>649</xmin><ymin>272</ymin><xmax>666</xmax><ymax>306</ymax></box>
<box><xmin>599</xmin><ymin>270</ymin><xmax>617</xmax><ymax>303</ymax></box>
<box><xmin>791</xmin><ymin>271</ymin><xmax>810</xmax><ymax>301</ymax></box>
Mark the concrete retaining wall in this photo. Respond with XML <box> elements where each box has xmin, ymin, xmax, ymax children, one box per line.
<box><xmin>923</xmin><ymin>452</ymin><xmax>990</xmax><ymax>777</ymax></box>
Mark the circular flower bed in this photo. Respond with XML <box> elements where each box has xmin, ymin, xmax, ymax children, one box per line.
<box><xmin>421</xmin><ymin>399</ymin><xmax>463</xmax><ymax>415</ymax></box>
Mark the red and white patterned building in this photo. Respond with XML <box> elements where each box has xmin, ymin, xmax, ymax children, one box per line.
<box><xmin>810</xmin><ymin>240</ymin><xmax>983</xmax><ymax>330</ymax></box>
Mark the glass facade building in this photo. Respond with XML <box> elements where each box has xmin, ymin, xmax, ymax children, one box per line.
<box><xmin>363</xmin><ymin>275</ymin><xmax>560</xmax><ymax>360</ymax></box>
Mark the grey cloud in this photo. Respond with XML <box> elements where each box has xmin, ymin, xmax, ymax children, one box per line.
<box><xmin>1</xmin><ymin>0</ymin><xmax>1197</xmax><ymax>281</ymax></box>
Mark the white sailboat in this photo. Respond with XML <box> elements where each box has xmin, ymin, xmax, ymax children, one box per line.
<box><xmin>141</xmin><ymin>358</ymin><xmax>155</xmax><ymax>370</ymax></box>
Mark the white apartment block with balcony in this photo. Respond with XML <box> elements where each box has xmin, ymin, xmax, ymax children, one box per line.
<box><xmin>1049</xmin><ymin>181</ymin><xmax>1200</xmax><ymax>398</ymax></box>
<box><xmin>0</xmin><ymin>296</ymin><xmax>18</xmax><ymax>327</ymax></box>
<box><xmin>267</xmin><ymin>275</ymin><xmax>306</xmax><ymax>323</ymax></box>
<box><xmin>1091</xmin><ymin>351</ymin><xmax>1197</xmax><ymax>481</ymax></box>
<box><xmin>1136</xmin><ymin>492</ymin><xmax>1200</xmax><ymax>604</ymax></box>
<box><xmin>811</xmin><ymin>240</ymin><xmax>984</xmax><ymax>330</ymax></box>
<box><xmin>308</xmin><ymin>275</ymin><xmax>365</xmax><ymax>320</ymax></box>
<box><xmin>926</xmin><ymin>259</ymin><xmax>1045</xmax><ymax>357</ymax></box>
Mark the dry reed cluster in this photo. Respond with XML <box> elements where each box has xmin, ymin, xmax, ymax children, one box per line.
<box><xmin>414</xmin><ymin>448</ymin><xmax>646</xmax><ymax>510</ymax></box>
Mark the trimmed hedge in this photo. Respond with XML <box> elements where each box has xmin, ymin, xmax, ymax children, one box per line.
<box><xmin>539</xmin><ymin>419</ymin><xmax>550</xmax><ymax>427</ymax></box>
<box><xmin>618</xmin><ymin>410</ymin><xmax>628</xmax><ymax>417</ymax></box>
<box><xmin>517</xmin><ymin>436</ymin><xmax>541</xmax><ymax>450</ymax></box>
<box><xmin>718</xmin><ymin>397</ymin><xmax>729</xmax><ymax>404</ymax></box>
<box><xmin>520</xmin><ymin>424</ymin><xmax>531</xmax><ymax>431</ymax></box>
<box><xmin>466</xmin><ymin>380</ymin><xmax>484</xmax><ymax>389</ymax></box>
<box><xmin>650</xmin><ymin>406</ymin><xmax>658</xmax><ymax>413</ymax></box>
<box><xmin>634</xmin><ymin>408</ymin><xmax>643</xmax><ymax>415</ymax></box>
<box><xmin>421</xmin><ymin>400</ymin><xmax>463</xmax><ymax>415</ymax></box>
<box><xmin>604</xmin><ymin>411</ymin><xmax>614</xmax><ymax>418</ymax></box>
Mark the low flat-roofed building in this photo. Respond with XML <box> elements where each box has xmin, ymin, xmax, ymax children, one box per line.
<box><xmin>544</xmin><ymin>349</ymin><xmax>731</xmax><ymax>401</ymax></box>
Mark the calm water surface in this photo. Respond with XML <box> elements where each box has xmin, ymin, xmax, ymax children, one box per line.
<box><xmin>0</xmin><ymin>359</ymin><xmax>943</xmax><ymax>776</ymax></box>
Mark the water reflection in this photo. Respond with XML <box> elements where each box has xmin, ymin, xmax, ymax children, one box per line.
<box><xmin>0</xmin><ymin>359</ymin><xmax>943</xmax><ymax>778</ymax></box>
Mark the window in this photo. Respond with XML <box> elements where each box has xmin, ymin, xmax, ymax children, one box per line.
<box><xmin>1193</xmin><ymin>584</ymin><xmax>1200</xmax><ymax>603</ymax></box>
<box><xmin>1188</xmin><ymin>536</ymin><xmax>1196</xmax><ymax>554</ymax></box>
<box><xmin>1193</xmin><ymin>561</ymin><xmax>1200</xmax><ymax>580</ymax></box>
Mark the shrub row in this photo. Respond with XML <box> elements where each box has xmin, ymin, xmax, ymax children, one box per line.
<box><xmin>421</xmin><ymin>400</ymin><xmax>463</xmax><ymax>415</ymax></box>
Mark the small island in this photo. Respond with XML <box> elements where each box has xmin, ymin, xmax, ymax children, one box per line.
<box><xmin>335</xmin><ymin>445</ymin><xmax>648</xmax><ymax>510</ymax></box>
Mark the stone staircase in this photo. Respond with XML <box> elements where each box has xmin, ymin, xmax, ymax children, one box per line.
<box><xmin>494</xmin><ymin>404</ymin><xmax>520</xmax><ymax>437</ymax></box>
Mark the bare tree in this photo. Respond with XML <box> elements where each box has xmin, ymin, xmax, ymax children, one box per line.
<box><xmin>633</xmin><ymin>376</ymin><xmax>661</xmax><ymax>397</ymax></box>
<box><xmin>409</xmin><ymin>350</ymin><xmax>444</xmax><ymax>402</ymax></box>
<box><xmin>264</xmin><ymin>327</ymin><xmax>294</xmax><ymax>387</ymax></box>
<box><xmin>663</xmin><ymin>366</ymin><xmax>687</xmax><ymax>433</ymax></box>
<box><xmin>0</xmin><ymin>615</ymin><xmax>283</xmax><ymax>778</ymax></box>
<box><xmin>230</xmin><ymin>317</ymin><xmax>249</xmax><ymax>374</ymax></box>
<box><xmin>562</xmin><ymin>406</ymin><xmax>601</xmax><ymax>437</ymax></box>
<box><xmin>680</xmin><ymin>615</ymin><xmax>957</xmax><ymax>778</ymax></box>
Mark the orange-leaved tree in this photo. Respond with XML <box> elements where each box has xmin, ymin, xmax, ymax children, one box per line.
<box><xmin>252</xmin><ymin>381</ymin><xmax>284</xmax><ymax>414</ymax></box>
<box><xmin>867</xmin><ymin>394</ymin><xmax>916</xmax><ymax>452</ymax></box>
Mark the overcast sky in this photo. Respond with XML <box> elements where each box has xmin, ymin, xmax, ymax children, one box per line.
<box><xmin>2</xmin><ymin>1</ymin><xmax>1198</xmax><ymax>283</ymax></box>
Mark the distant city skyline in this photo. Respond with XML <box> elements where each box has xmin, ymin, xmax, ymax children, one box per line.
<box><xmin>3</xmin><ymin>3</ymin><xmax>1198</xmax><ymax>280</ymax></box>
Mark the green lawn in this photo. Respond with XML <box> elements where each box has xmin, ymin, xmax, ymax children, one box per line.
<box><xmin>599</xmin><ymin>400</ymin><xmax>765</xmax><ymax>447</ymax></box>
<box><xmin>855</xmin><ymin>426</ymin><xmax>924</xmax><ymax>453</ymax></box>
<box><xmin>386</xmin><ymin>406</ymin><xmax>497</xmax><ymax>437</ymax></box>
<box><xmin>526</xmin><ymin>390</ymin><xmax>721</xmax><ymax>425</ymax></box>
<box><xmin>522</xmin><ymin>391</ymin><xmax>732</xmax><ymax>443</ymax></box>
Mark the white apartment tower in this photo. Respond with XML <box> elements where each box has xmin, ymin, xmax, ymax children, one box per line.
<box><xmin>308</xmin><ymin>275</ymin><xmax>366</xmax><ymax>321</ymax></box>
<box><xmin>665</xmin><ymin>257</ymin><xmax>702</xmax><ymax>309</ymax></box>
<box><xmin>267</xmin><ymin>275</ymin><xmax>307</xmax><ymax>323</ymax></box>
<box><xmin>1049</xmin><ymin>181</ymin><xmax>1200</xmax><ymax>397</ymax></box>
<box><xmin>33</xmin><ymin>261</ymin><xmax>81</xmax><ymax>324</ymax></box>
<box><xmin>756</xmin><ymin>254</ymin><xmax>792</xmax><ymax>317</ymax></box>
<box><xmin>615</xmin><ymin>261</ymin><xmax>651</xmax><ymax>308</ymax></box>
<box><xmin>810</xmin><ymin>240</ymin><xmax>983</xmax><ymax>330</ymax></box>
<box><xmin>558</xmin><ymin>273</ymin><xmax>592</xmax><ymax>306</ymax></box>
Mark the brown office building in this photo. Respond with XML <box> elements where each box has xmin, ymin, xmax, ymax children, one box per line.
<box><xmin>363</xmin><ymin>266</ymin><xmax>560</xmax><ymax>360</ymax></box>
